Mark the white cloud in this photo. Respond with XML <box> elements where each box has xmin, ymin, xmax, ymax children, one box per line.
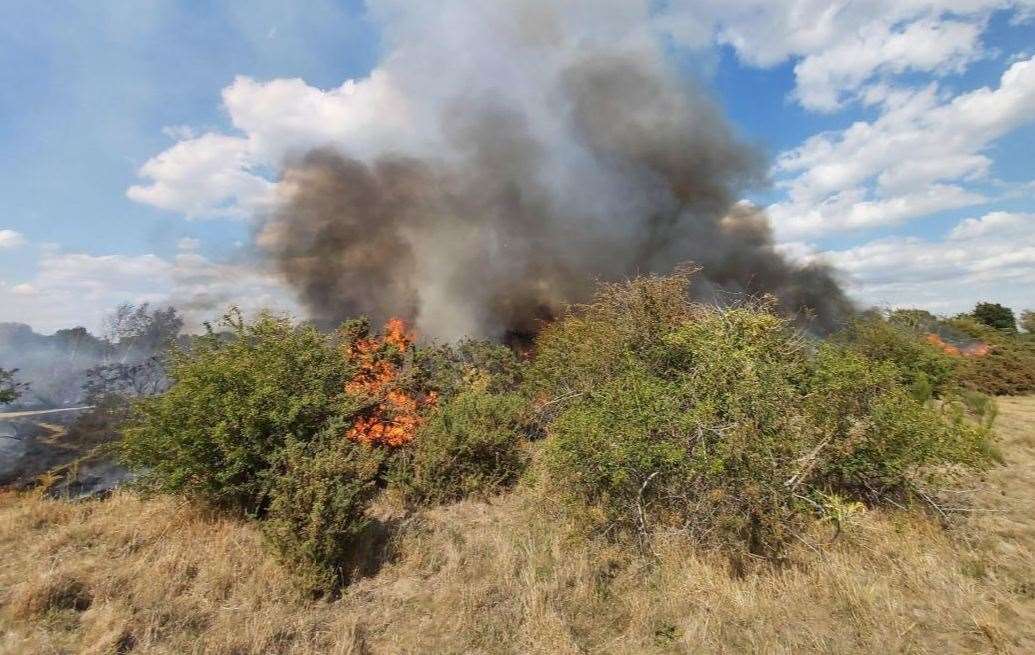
<box><xmin>0</xmin><ymin>230</ymin><xmax>26</xmax><ymax>249</ymax></box>
<box><xmin>127</xmin><ymin>133</ymin><xmax>276</xmax><ymax>219</ymax></box>
<box><xmin>657</xmin><ymin>1</ymin><xmax>1034</xmax><ymax>111</ymax></box>
<box><xmin>790</xmin><ymin>17</ymin><xmax>984</xmax><ymax>111</ymax></box>
<box><xmin>127</xmin><ymin>71</ymin><xmax>417</xmax><ymax>219</ymax></box>
<box><xmin>949</xmin><ymin>210</ymin><xmax>1034</xmax><ymax>239</ymax></box>
<box><xmin>770</xmin><ymin>55</ymin><xmax>1035</xmax><ymax>238</ymax></box>
<box><xmin>0</xmin><ymin>247</ymin><xmax>299</xmax><ymax>334</ymax></box>
<box><xmin>802</xmin><ymin>211</ymin><xmax>1035</xmax><ymax>313</ymax></box>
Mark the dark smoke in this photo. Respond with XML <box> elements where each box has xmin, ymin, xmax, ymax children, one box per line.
<box><xmin>259</xmin><ymin>49</ymin><xmax>852</xmax><ymax>341</ymax></box>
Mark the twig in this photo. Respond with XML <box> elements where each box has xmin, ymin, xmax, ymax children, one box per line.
<box><xmin>784</xmin><ymin>437</ymin><xmax>831</xmax><ymax>490</ymax></box>
<box><xmin>637</xmin><ymin>471</ymin><xmax>660</xmax><ymax>555</ymax></box>
<box><xmin>791</xmin><ymin>531</ymin><xmax>825</xmax><ymax>559</ymax></box>
<box><xmin>536</xmin><ymin>391</ymin><xmax>584</xmax><ymax>411</ymax></box>
<box><xmin>913</xmin><ymin>485</ymin><xmax>949</xmax><ymax>525</ymax></box>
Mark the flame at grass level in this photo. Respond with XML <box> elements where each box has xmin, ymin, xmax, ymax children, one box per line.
<box><xmin>925</xmin><ymin>333</ymin><xmax>990</xmax><ymax>357</ymax></box>
<box><xmin>345</xmin><ymin>318</ymin><xmax>437</xmax><ymax>447</ymax></box>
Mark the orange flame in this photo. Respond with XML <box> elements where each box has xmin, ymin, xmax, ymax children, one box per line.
<box><xmin>345</xmin><ymin>318</ymin><xmax>436</xmax><ymax>447</ymax></box>
<box><xmin>925</xmin><ymin>333</ymin><xmax>990</xmax><ymax>358</ymax></box>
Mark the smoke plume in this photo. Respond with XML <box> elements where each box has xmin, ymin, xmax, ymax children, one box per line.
<box><xmin>258</xmin><ymin>1</ymin><xmax>851</xmax><ymax>340</ymax></box>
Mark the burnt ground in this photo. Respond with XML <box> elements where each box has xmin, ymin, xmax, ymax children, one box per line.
<box><xmin>0</xmin><ymin>408</ymin><xmax>132</xmax><ymax>498</ymax></box>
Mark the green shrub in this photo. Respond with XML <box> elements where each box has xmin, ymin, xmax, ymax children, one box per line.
<box><xmin>416</xmin><ymin>338</ymin><xmax>525</xmax><ymax>397</ymax></box>
<box><xmin>806</xmin><ymin>345</ymin><xmax>990</xmax><ymax>493</ymax></box>
<box><xmin>837</xmin><ymin>315</ymin><xmax>955</xmax><ymax>397</ymax></box>
<box><xmin>949</xmin><ymin>318</ymin><xmax>1035</xmax><ymax>396</ymax></box>
<box><xmin>536</xmin><ymin>273</ymin><xmax>992</xmax><ymax>556</ymax></box>
<box><xmin>262</xmin><ymin>429</ymin><xmax>383</xmax><ymax>595</ymax></box>
<box><xmin>120</xmin><ymin>311</ymin><xmax>356</xmax><ymax>514</ymax></box>
<box><xmin>392</xmin><ymin>390</ymin><xmax>529</xmax><ymax>504</ymax></box>
<box><xmin>527</xmin><ymin>266</ymin><xmax>700</xmax><ymax>402</ymax></box>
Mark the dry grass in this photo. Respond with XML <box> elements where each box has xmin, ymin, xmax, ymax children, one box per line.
<box><xmin>3</xmin><ymin>398</ymin><xmax>1035</xmax><ymax>654</ymax></box>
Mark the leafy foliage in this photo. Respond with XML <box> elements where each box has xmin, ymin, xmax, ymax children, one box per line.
<box><xmin>262</xmin><ymin>430</ymin><xmax>384</xmax><ymax>595</ymax></box>
<box><xmin>836</xmin><ymin>314</ymin><xmax>955</xmax><ymax>400</ymax></box>
<box><xmin>1020</xmin><ymin>309</ymin><xmax>1035</xmax><ymax>335</ymax></box>
<box><xmin>417</xmin><ymin>338</ymin><xmax>525</xmax><ymax>397</ymax></box>
<box><xmin>392</xmin><ymin>390</ymin><xmax>528</xmax><ymax>504</ymax></box>
<box><xmin>0</xmin><ymin>367</ymin><xmax>27</xmax><ymax>405</ymax></box>
<box><xmin>534</xmin><ymin>273</ymin><xmax>992</xmax><ymax>556</ymax></box>
<box><xmin>948</xmin><ymin>317</ymin><xmax>1035</xmax><ymax>396</ymax></box>
<box><xmin>971</xmin><ymin>302</ymin><xmax>1017</xmax><ymax>332</ymax></box>
<box><xmin>120</xmin><ymin>310</ymin><xmax>356</xmax><ymax>513</ymax></box>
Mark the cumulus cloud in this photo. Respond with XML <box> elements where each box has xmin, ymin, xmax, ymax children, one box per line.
<box><xmin>799</xmin><ymin>211</ymin><xmax>1035</xmax><ymax>313</ymax></box>
<box><xmin>770</xmin><ymin>55</ymin><xmax>1035</xmax><ymax>238</ymax></box>
<box><xmin>0</xmin><ymin>246</ymin><xmax>298</xmax><ymax>334</ymax></box>
<box><xmin>657</xmin><ymin>1</ymin><xmax>1033</xmax><ymax>111</ymax></box>
<box><xmin>949</xmin><ymin>210</ymin><xmax>1034</xmax><ymax>239</ymax></box>
<box><xmin>126</xmin><ymin>133</ymin><xmax>277</xmax><ymax>219</ymax></box>
<box><xmin>127</xmin><ymin>71</ymin><xmax>419</xmax><ymax>219</ymax></box>
<box><xmin>0</xmin><ymin>230</ymin><xmax>26</xmax><ymax>249</ymax></box>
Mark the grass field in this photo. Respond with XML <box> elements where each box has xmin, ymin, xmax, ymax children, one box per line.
<box><xmin>1</xmin><ymin>397</ymin><xmax>1033</xmax><ymax>654</ymax></box>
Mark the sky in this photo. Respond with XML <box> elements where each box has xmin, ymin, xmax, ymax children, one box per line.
<box><xmin>1</xmin><ymin>0</ymin><xmax>1034</xmax><ymax>334</ymax></box>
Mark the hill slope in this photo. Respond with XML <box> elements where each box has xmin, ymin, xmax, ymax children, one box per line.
<box><xmin>2</xmin><ymin>398</ymin><xmax>1034</xmax><ymax>654</ymax></box>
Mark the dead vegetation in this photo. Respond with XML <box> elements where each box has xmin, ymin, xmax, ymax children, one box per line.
<box><xmin>1</xmin><ymin>397</ymin><xmax>1033</xmax><ymax>654</ymax></box>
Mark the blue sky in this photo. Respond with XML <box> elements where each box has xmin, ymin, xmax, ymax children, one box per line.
<box><xmin>2</xmin><ymin>1</ymin><xmax>1034</xmax><ymax>333</ymax></box>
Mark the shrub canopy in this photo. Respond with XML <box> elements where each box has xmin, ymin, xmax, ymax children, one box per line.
<box><xmin>121</xmin><ymin>311</ymin><xmax>356</xmax><ymax>514</ymax></box>
<box><xmin>532</xmin><ymin>272</ymin><xmax>992</xmax><ymax>555</ymax></box>
<box><xmin>948</xmin><ymin>317</ymin><xmax>1035</xmax><ymax>396</ymax></box>
<box><xmin>971</xmin><ymin>302</ymin><xmax>1017</xmax><ymax>332</ymax></box>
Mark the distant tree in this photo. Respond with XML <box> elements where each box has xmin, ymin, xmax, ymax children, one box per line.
<box><xmin>888</xmin><ymin>308</ymin><xmax>938</xmax><ymax>331</ymax></box>
<box><xmin>0</xmin><ymin>367</ymin><xmax>28</xmax><ymax>405</ymax></box>
<box><xmin>972</xmin><ymin>302</ymin><xmax>1017</xmax><ymax>332</ymax></box>
<box><xmin>1021</xmin><ymin>310</ymin><xmax>1035</xmax><ymax>334</ymax></box>
<box><xmin>104</xmin><ymin>303</ymin><xmax>183</xmax><ymax>361</ymax></box>
<box><xmin>82</xmin><ymin>303</ymin><xmax>183</xmax><ymax>415</ymax></box>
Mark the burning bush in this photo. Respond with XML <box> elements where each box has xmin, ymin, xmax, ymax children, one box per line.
<box><xmin>948</xmin><ymin>317</ymin><xmax>1035</xmax><ymax>396</ymax></box>
<box><xmin>119</xmin><ymin>310</ymin><xmax>527</xmax><ymax>592</ymax></box>
<box><xmin>835</xmin><ymin>314</ymin><xmax>957</xmax><ymax>401</ymax></box>
<box><xmin>533</xmin><ymin>272</ymin><xmax>993</xmax><ymax>556</ymax></box>
<box><xmin>342</xmin><ymin>317</ymin><xmax>437</xmax><ymax>447</ymax></box>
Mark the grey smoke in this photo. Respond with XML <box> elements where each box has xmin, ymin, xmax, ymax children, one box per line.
<box><xmin>258</xmin><ymin>4</ymin><xmax>851</xmax><ymax>340</ymax></box>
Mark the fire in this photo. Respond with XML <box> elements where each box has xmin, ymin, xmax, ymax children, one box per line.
<box><xmin>925</xmin><ymin>333</ymin><xmax>990</xmax><ymax>358</ymax></box>
<box><xmin>345</xmin><ymin>318</ymin><xmax>436</xmax><ymax>447</ymax></box>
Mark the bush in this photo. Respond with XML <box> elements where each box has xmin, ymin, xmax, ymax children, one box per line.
<box><xmin>971</xmin><ymin>302</ymin><xmax>1017</xmax><ymax>332</ymax></box>
<box><xmin>262</xmin><ymin>429</ymin><xmax>383</xmax><ymax>595</ymax></box>
<box><xmin>1021</xmin><ymin>309</ymin><xmax>1035</xmax><ymax>335</ymax></box>
<box><xmin>416</xmin><ymin>338</ymin><xmax>525</xmax><ymax>397</ymax></box>
<box><xmin>806</xmin><ymin>345</ymin><xmax>990</xmax><ymax>493</ymax></box>
<box><xmin>837</xmin><ymin>314</ymin><xmax>956</xmax><ymax>399</ymax></box>
<box><xmin>535</xmin><ymin>273</ymin><xmax>992</xmax><ymax>556</ymax></box>
<box><xmin>392</xmin><ymin>390</ymin><xmax>529</xmax><ymax>504</ymax></box>
<box><xmin>120</xmin><ymin>311</ymin><xmax>356</xmax><ymax>513</ymax></box>
<box><xmin>949</xmin><ymin>318</ymin><xmax>1035</xmax><ymax>396</ymax></box>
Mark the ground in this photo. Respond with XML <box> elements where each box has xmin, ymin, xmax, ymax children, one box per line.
<box><xmin>1</xmin><ymin>398</ymin><xmax>1033</xmax><ymax>654</ymax></box>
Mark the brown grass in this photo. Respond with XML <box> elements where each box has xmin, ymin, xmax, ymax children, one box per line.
<box><xmin>2</xmin><ymin>398</ymin><xmax>1035</xmax><ymax>654</ymax></box>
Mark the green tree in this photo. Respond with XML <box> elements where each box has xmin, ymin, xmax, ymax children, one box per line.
<box><xmin>972</xmin><ymin>302</ymin><xmax>1017</xmax><ymax>332</ymax></box>
<box><xmin>0</xmin><ymin>367</ymin><xmax>27</xmax><ymax>405</ymax></box>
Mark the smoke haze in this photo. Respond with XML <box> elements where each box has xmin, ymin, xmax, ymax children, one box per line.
<box><xmin>258</xmin><ymin>0</ymin><xmax>851</xmax><ymax>340</ymax></box>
